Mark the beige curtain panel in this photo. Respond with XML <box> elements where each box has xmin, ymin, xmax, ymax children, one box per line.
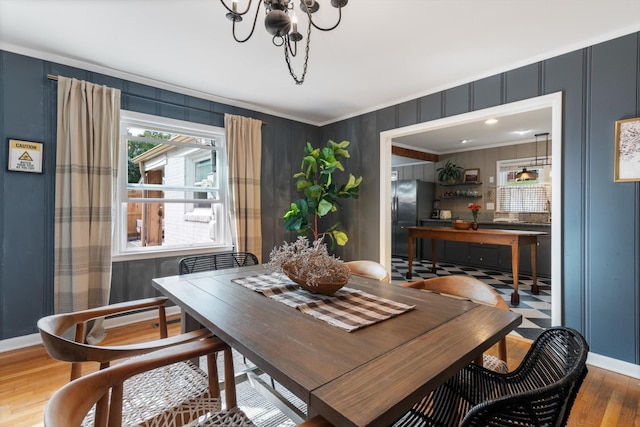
<box><xmin>54</xmin><ymin>77</ymin><xmax>120</xmax><ymax>343</ymax></box>
<box><xmin>225</xmin><ymin>114</ymin><xmax>263</xmax><ymax>262</ymax></box>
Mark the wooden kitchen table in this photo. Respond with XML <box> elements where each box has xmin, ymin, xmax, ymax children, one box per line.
<box><xmin>407</xmin><ymin>226</ymin><xmax>548</xmax><ymax>305</ymax></box>
<box><xmin>153</xmin><ymin>265</ymin><xmax>521</xmax><ymax>427</ymax></box>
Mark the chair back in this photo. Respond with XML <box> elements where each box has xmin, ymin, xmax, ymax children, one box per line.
<box><xmin>402</xmin><ymin>275</ymin><xmax>509</xmax><ymax>310</ymax></box>
<box><xmin>344</xmin><ymin>260</ymin><xmax>390</xmax><ymax>283</ymax></box>
<box><xmin>37</xmin><ymin>297</ymin><xmax>209</xmax><ymax>380</ymax></box>
<box><xmin>43</xmin><ymin>338</ymin><xmax>241</xmax><ymax>427</ymax></box>
<box><xmin>402</xmin><ymin>275</ymin><xmax>509</xmax><ymax>367</ymax></box>
<box><xmin>463</xmin><ymin>327</ymin><xmax>589</xmax><ymax>427</ymax></box>
<box><xmin>179</xmin><ymin>252</ymin><xmax>259</xmax><ymax>274</ymax></box>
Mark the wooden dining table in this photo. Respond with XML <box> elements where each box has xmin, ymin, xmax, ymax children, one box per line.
<box><xmin>406</xmin><ymin>226</ymin><xmax>548</xmax><ymax>305</ymax></box>
<box><xmin>153</xmin><ymin>264</ymin><xmax>521</xmax><ymax>427</ymax></box>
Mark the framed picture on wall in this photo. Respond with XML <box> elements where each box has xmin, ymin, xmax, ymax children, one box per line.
<box><xmin>614</xmin><ymin>117</ymin><xmax>640</xmax><ymax>182</ymax></box>
<box><xmin>463</xmin><ymin>168</ymin><xmax>480</xmax><ymax>182</ymax></box>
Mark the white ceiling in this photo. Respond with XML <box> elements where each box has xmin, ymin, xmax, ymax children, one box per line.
<box><xmin>0</xmin><ymin>0</ymin><xmax>639</xmax><ymax>129</ymax></box>
<box><xmin>394</xmin><ymin>107</ymin><xmax>552</xmax><ymax>153</ymax></box>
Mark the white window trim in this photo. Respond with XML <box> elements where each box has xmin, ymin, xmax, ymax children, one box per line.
<box><xmin>113</xmin><ymin>110</ymin><xmax>233</xmax><ymax>261</ymax></box>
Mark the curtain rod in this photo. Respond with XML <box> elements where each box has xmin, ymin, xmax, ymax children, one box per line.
<box><xmin>47</xmin><ymin>74</ymin><xmax>266</xmax><ymax>125</ymax></box>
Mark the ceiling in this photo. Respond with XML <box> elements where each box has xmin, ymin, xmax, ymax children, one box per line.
<box><xmin>391</xmin><ymin>107</ymin><xmax>552</xmax><ymax>166</ymax></box>
<box><xmin>0</xmin><ymin>1</ymin><xmax>639</xmax><ymax>129</ymax></box>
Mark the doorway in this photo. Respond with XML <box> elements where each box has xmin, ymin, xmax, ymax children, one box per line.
<box><xmin>378</xmin><ymin>92</ymin><xmax>563</xmax><ymax>325</ymax></box>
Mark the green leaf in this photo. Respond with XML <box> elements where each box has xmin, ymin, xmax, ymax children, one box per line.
<box><xmin>332</xmin><ymin>230</ymin><xmax>348</xmax><ymax>246</ymax></box>
<box><xmin>317</xmin><ymin>199</ymin><xmax>333</xmax><ymax>216</ymax></box>
<box><xmin>307</xmin><ymin>184</ymin><xmax>323</xmax><ymax>199</ymax></box>
<box><xmin>296</xmin><ymin>179</ymin><xmax>312</xmax><ymax>192</ymax></box>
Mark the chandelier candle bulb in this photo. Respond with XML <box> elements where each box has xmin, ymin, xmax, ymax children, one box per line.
<box><xmin>232</xmin><ymin>0</ymin><xmax>237</xmax><ymax>12</ymax></box>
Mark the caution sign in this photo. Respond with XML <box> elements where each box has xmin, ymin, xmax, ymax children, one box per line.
<box><xmin>8</xmin><ymin>139</ymin><xmax>43</xmax><ymax>173</ymax></box>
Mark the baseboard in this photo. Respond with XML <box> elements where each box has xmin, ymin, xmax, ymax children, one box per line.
<box><xmin>587</xmin><ymin>352</ymin><xmax>640</xmax><ymax>380</ymax></box>
<box><xmin>0</xmin><ymin>306</ymin><xmax>181</xmax><ymax>353</ymax></box>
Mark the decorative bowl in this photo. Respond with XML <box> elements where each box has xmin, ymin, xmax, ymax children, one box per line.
<box><xmin>283</xmin><ymin>265</ymin><xmax>348</xmax><ymax>295</ymax></box>
<box><xmin>452</xmin><ymin>221</ymin><xmax>472</xmax><ymax>230</ymax></box>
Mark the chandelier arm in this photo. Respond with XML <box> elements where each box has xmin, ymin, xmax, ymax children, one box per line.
<box><xmin>231</xmin><ymin>2</ymin><xmax>262</xmax><ymax>43</ymax></box>
<box><xmin>284</xmin><ymin>14</ymin><xmax>312</xmax><ymax>84</ymax></box>
<box><xmin>309</xmin><ymin>6</ymin><xmax>342</xmax><ymax>31</ymax></box>
<box><xmin>219</xmin><ymin>0</ymin><xmax>254</xmax><ymax>16</ymax></box>
<box><xmin>286</xmin><ymin>35</ymin><xmax>298</xmax><ymax>57</ymax></box>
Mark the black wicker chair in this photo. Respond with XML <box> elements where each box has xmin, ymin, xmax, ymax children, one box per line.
<box><xmin>179</xmin><ymin>251</ymin><xmax>259</xmax><ymax>274</ymax></box>
<box><xmin>393</xmin><ymin>327</ymin><xmax>589</xmax><ymax>427</ymax></box>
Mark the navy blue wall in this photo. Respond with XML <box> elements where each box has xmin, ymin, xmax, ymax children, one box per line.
<box><xmin>1</xmin><ymin>31</ymin><xmax>640</xmax><ymax>366</ymax></box>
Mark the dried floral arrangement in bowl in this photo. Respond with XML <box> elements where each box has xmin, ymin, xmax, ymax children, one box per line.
<box><xmin>267</xmin><ymin>236</ymin><xmax>350</xmax><ymax>295</ymax></box>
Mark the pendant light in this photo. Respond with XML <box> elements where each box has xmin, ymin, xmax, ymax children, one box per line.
<box><xmin>514</xmin><ymin>132</ymin><xmax>549</xmax><ymax>181</ymax></box>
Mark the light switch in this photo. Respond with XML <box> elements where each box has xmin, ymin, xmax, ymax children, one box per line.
<box><xmin>489</xmin><ymin>176</ymin><xmax>494</xmax><ymax>183</ymax></box>
<box><xmin>486</xmin><ymin>202</ymin><xmax>495</xmax><ymax>210</ymax></box>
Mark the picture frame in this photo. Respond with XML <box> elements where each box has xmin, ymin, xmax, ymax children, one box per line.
<box><xmin>463</xmin><ymin>168</ymin><xmax>480</xmax><ymax>182</ymax></box>
<box><xmin>8</xmin><ymin>139</ymin><xmax>43</xmax><ymax>173</ymax></box>
<box><xmin>614</xmin><ymin>117</ymin><xmax>640</xmax><ymax>182</ymax></box>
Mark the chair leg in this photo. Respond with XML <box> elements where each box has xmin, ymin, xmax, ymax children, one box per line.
<box><xmin>223</xmin><ymin>347</ymin><xmax>237</xmax><ymax>409</ymax></box>
<box><xmin>206</xmin><ymin>353</ymin><xmax>221</xmax><ymax>399</ymax></box>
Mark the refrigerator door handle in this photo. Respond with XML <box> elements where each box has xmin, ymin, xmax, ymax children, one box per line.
<box><xmin>392</xmin><ymin>196</ymin><xmax>398</xmax><ymax>223</ymax></box>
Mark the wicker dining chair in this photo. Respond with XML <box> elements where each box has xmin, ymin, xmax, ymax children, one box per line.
<box><xmin>43</xmin><ymin>337</ymin><xmax>255</xmax><ymax>427</ymax></box>
<box><xmin>392</xmin><ymin>326</ymin><xmax>589</xmax><ymax>427</ymax></box>
<box><xmin>401</xmin><ymin>275</ymin><xmax>510</xmax><ymax>373</ymax></box>
<box><xmin>344</xmin><ymin>260</ymin><xmax>391</xmax><ymax>283</ymax></box>
<box><xmin>38</xmin><ymin>297</ymin><xmax>227</xmax><ymax>426</ymax></box>
<box><xmin>179</xmin><ymin>252</ymin><xmax>259</xmax><ymax>274</ymax></box>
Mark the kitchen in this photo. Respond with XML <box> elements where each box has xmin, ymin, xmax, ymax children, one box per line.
<box><xmin>389</xmin><ymin>105</ymin><xmax>553</xmax><ymax>316</ymax></box>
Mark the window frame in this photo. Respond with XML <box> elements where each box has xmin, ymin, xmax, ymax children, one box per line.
<box><xmin>113</xmin><ymin>111</ymin><xmax>233</xmax><ymax>261</ymax></box>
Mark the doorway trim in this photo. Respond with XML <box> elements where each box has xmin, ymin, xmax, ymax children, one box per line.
<box><xmin>379</xmin><ymin>92</ymin><xmax>563</xmax><ymax>324</ymax></box>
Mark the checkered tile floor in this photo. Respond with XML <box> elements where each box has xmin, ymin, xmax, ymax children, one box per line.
<box><xmin>390</xmin><ymin>257</ymin><xmax>552</xmax><ymax>341</ymax></box>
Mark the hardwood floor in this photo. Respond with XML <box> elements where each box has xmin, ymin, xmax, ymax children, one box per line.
<box><xmin>1</xmin><ymin>318</ymin><xmax>639</xmax><ymax>426</ymax></box>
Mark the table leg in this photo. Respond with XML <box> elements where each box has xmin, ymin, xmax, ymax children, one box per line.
<box><xmin>406</xmin><ymin>233</ymin><xmax>414</xmax><ymax>279</ymax></box>
<box><xmin>531</xmin><ymin>241</ymin><xmax>540</xmax><ymax>295</ymax></box>
<box><xmin>431</xmin><ymin>240</ymin><xmax>437</xmax><ymax>274</ymax></box>
<box><xmin>510</xmin><ymin>245</ymin><xmax>520</xmax><ymax>305</ymax></box>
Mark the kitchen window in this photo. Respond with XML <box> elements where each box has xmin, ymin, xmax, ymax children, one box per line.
<box><xmin>114</xmin><ymin>111</ymin><xmax>232</xmax><ymax>257</ymax></box>
<box><xmin>496</xmin><ymin>158</ymin><xmax>551</xmax><ymax>213</ymax></box>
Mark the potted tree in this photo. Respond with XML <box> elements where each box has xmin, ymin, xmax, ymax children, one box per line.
<box><xmin>436</xmin><ymin>160</ymin><xmax>463</xmax><ymax>183</ymax></box>
<box><xmin>283</xmin><ymin>140</ymin><xmax>362</xmax><ymax>249</ymax></box>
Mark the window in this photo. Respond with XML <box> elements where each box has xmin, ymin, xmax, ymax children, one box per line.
<box><xmin>496</xmin><ymin>158</ymin><xmax>551</xmax><ymax>214</ymax></box>
<box><xmin>114</xmin><ymin>111</ymin><xmax>232</xmax><ymax>257</ymax></box>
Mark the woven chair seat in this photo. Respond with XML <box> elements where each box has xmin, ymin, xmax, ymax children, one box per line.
<box><xmin>199</xmin><ymin>407</ymin><xmax>256</xmax><ymax>426</ymax></box>
<box><xmin>45</xmin><ymin>339</ymin><xmax>257</xmax><ymax>427</ymax></box>
<box><xmin>81</xmin><ymin>360</ymin><xmax>235</xmax><ymax>427</ymax></box>
<box><xmin>392</xmin><ymin>327</ymin><xmax>589</xmax><ymax>427</ymax></box>
<box><xmin>482</xmin><ymin>354</ymin><xmax>508</xmax><ymax>374</ymax></box>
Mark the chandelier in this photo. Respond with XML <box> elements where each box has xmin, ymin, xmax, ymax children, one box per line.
<box><xmin>220</xmin><ymin>0</ymin><xmax>348</xmax><ymax>85</ymax></box>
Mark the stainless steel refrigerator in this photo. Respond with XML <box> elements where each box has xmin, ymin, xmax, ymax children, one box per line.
<box><xmin>391</xmin><ymin>179</ymin><xmax>435</xmax><ymax>258</ymax></box>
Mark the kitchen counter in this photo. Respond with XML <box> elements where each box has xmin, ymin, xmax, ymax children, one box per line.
<box><xmin>421</xmin><ymin>218</ymin><xmax>551</xmax><ymax>228</ymax></box>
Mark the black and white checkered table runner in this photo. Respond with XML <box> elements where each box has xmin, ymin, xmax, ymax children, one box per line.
<box><xmin>232</xmin><ymin>272</ymin><xmax>415</xmax><ymax>332</ymax></box>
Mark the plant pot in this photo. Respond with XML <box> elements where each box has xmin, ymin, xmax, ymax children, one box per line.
<box><xmin>282</xmin><ymin>265</ymin><xmax>348</xmax><ymax>295</ymax></box>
